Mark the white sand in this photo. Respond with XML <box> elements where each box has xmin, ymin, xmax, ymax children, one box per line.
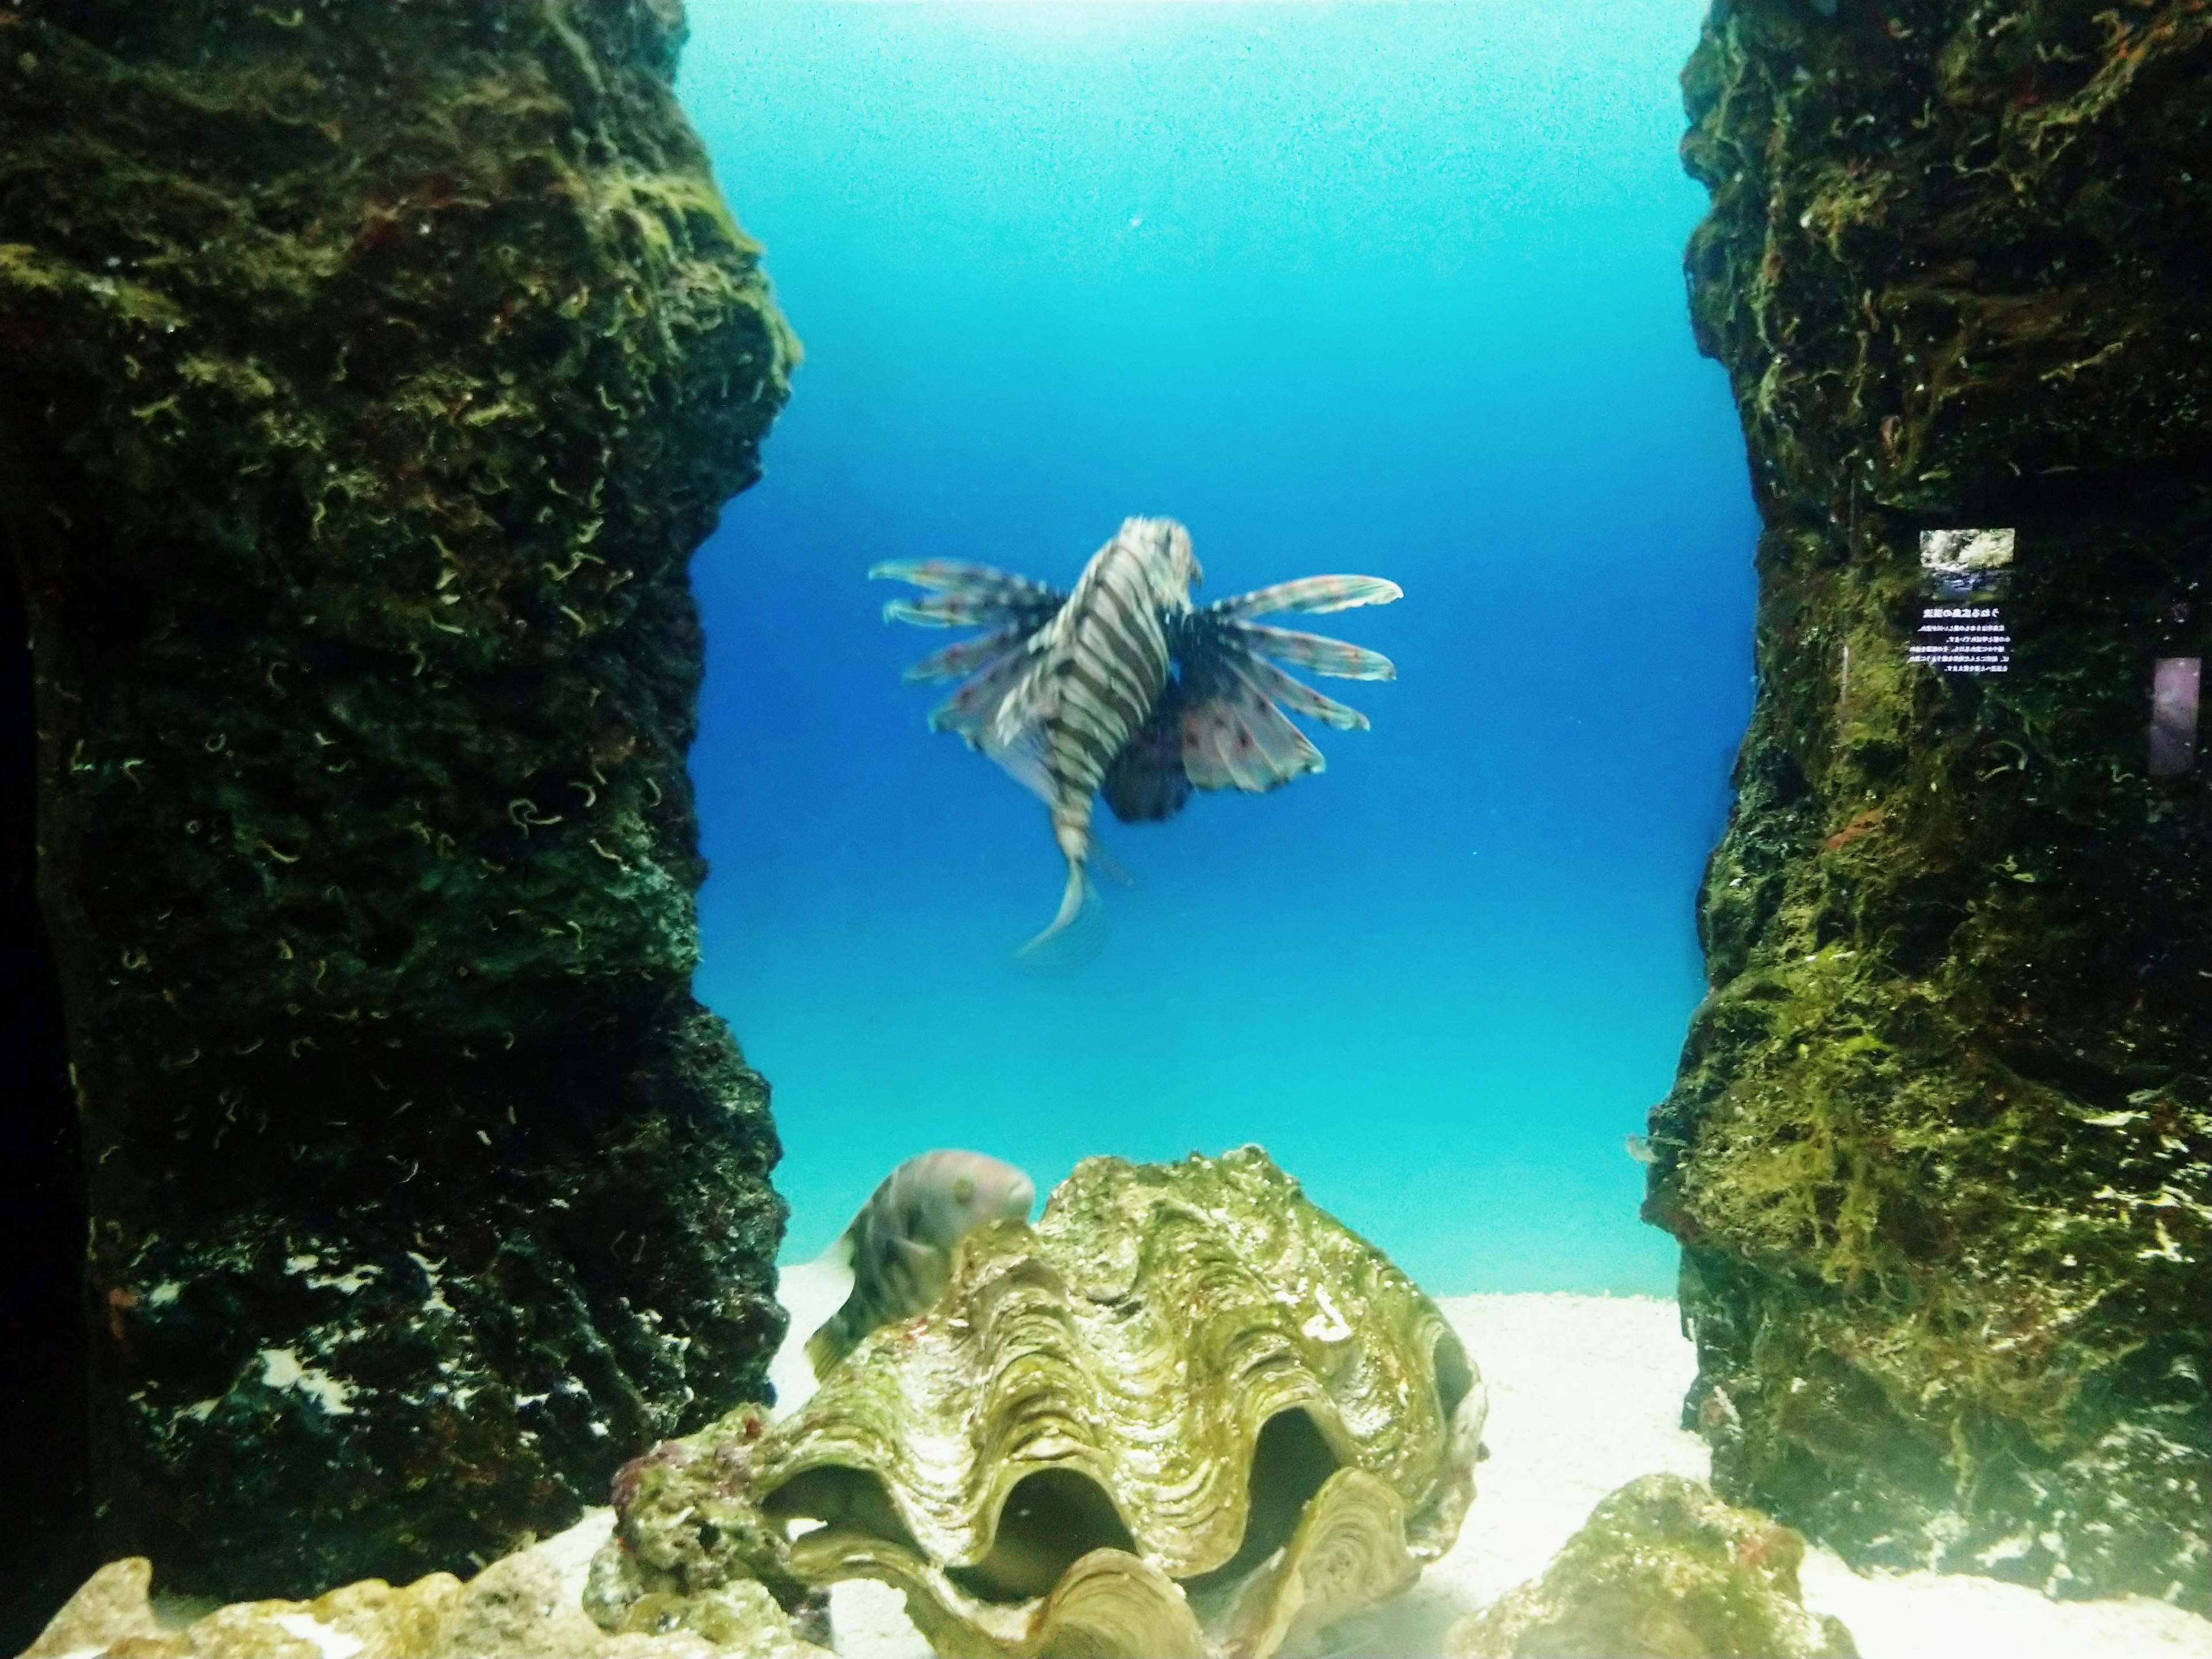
<box><xmin>764</xmin><ymin>1280</ymin><xmax>2212</xmax><ymax>1659</ymax></box>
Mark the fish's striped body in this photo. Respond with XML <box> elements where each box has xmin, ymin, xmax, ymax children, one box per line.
<box><xmin>872</xmin><ymin>517</ymin><xmax>1399</xmax><ymax>957</ymax></box>
<box><xmin>993</xmin><ymin>517</ymin><xmax>1199</xmax><ymax>953</ymax></box>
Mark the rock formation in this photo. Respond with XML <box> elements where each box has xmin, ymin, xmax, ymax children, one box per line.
<box><xmin>1645</xmin><ymin>0</ymin><xmax>2210</xmax><ymax>1609</ymax></box>
<box><xmin>0</xmin><ymin>0</ymin><xmax>796</xmax><ymax>1610</ymax></box>
<box><xmin>1445</xmin><ymin>1474</ymin><xmax>1856</xmax><ymax>1659</ymax></box>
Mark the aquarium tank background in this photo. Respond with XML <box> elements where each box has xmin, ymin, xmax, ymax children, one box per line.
<box><xmin>1</xmin><ymin>0</ymin><xmax>2207</xmax><ymax>1654</ymax></box>
<box><xmin>679</xmin><ymin>0</ymin><xmax>1758</xmax><ymax>1296</ymax></box>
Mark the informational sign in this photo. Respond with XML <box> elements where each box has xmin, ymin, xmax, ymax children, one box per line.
<box><xmin>1912</xmin><ymin>529</ymin><xmax>2013</xmax><ymax>675</ymax></box>
<box><xmin>1909</xmin><ymin>607</ymin><xmax>2011</xmax><ymax>675</ymax></box>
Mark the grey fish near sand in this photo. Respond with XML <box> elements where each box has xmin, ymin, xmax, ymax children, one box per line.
<box><xmin>804</xmin><ymin>1150</ymin><xmax>1037</xmax><ymax>1380</ymax></box>
<box><xmin>872</xmin><ymin>516</ymin><xmax>1400</xmax><ymax>958</ymax></box>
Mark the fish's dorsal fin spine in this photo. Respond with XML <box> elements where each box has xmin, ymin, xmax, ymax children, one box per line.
<box><xmin>1207</xmin><ymin>574</ymin><xmax>1402</xmax><ymax>620</ymax></box>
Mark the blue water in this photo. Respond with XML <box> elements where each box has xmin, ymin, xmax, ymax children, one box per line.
<box><xmin>677</xmin><ymin>1</ymin><xmax>1756</xmax><ymax>1297</ymax></box>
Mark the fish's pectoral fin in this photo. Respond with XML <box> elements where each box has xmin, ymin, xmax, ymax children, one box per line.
<box><xmin>873</xmin><ymin>559</ymin><xmax>1067</xmax><ymax>633</ymax></box>
<box><xmin>882</xmin><ymin>593</ymin><xmax>1014</xmax><ymax>629</ymax></box>
<box><xmin>869</xmin><ymin>558</ymin><xmax>1064</xmax><ymax>604</ymax></box>
<box><xmin>902</xmin><ymin>623</ymin><xmax>1029</xmax><ymax>684</ymax></box>
<box><xmin>1234</xmin><ymin>622</ymin><xmax>1397</xmax><ymax>681</ymax></box>
<box><xmin>1235</xmin><ymin>653</ymin><xmax>1370</xmax><ymax>730</ymax></box>
<box><xmin>929</xmin><ymin>650</ymin><xmax>1052</xmax><ymax>792</ymax></box>
<box><xmin>979</xmin><ymin>712</ymin><xmax>1056</xmax><ymax>805</ymax></box>
<box><xmin>1181</xmin><ymin>671</ymin><xmax>1325</xmax><ymax>794</ymax></box>
<box><xmin>889</xmin><ymin>1234</ymin><xmax>938</xmax><ymax>1273</ymax></box>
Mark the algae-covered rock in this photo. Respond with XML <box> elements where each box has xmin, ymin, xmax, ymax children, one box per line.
<box><xmin>589</xmin><ymin>1147</ymin><xmax>1486</xmax><ymax>1659</ymax></box>
<box><xmin>24</xmin><ymin>1537</ymin><xmax>832</xmax><ymax>1659</ymax></box>
<box><xmin>0</xmin><ymin>0</ymin><xmax>796</xmax><ymax>1605</ymax></box>
<box><xmin>1648</xmin><ymin>0</ymin><xmax>2211</xmax><ymax>1611</ymax></box>
<box><xmin>585</xmin><ymin>1402</ymin><xmax>817</xmax><ymax>1630</ymax></box>
<box><xmin>18</xmin><ymin>1558</ymin><xmax>164</xmax><ymax>1658</ymax></box>
<box><xmin>1445</xmin><ymin>1474</ymin><xmax>1855</xmax><ymax>1659</ymax></box>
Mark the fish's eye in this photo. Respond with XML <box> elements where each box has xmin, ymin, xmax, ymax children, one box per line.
<box><xmin>953</xmin><ymin>1176</ymin><xmax>976</xmax><ymax>1205</ymax></box>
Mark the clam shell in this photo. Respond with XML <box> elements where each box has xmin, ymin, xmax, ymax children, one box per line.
<box><xmin>757</xmin><ymin>1146</ymin><xmax>1484</xmax><ymax>1657</ymax></box>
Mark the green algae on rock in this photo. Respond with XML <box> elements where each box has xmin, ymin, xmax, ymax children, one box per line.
<box><xmin>588</xmin><ymin>1148</ymin><xmax>1486</xmax><ymax>1659</ymax></box>
<box><xmin>1445</xmin><ymin>1474</ymin><xmax>1857</xmax><ymax>1659</ymax></box>
<box><xmin>585</xmin><ymin>1402</ymin><xmax>821</xmax><ymax>1637</ymax></box>
<box><xmin>1646</xmin><ymin>0</ymin><xmax>2211</xmax><ymax>1611</ymax></box>
<box><xmin>0</xmin><ymin>0</ymin><xmax>796</xmax><ymax>1605</ymax></box>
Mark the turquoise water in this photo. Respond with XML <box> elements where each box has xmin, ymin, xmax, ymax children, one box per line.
<box><xmin>678</xmin><ymin>1</ymin><xmax>1756</xmax><ymax>1296</ymax></box>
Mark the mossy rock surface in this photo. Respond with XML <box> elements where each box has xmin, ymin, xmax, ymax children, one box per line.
<box><xmin>1646</xmin><ymin>0</ymin><xmax>2210</xmax><ymax>1610</ymax></box>
<box><xmin>1446</xmin><ymin>1474</ymin><xmax>1856</xmax><ymax>1659</ymax></box>
<box><xmin>0</xmin><ymin>0</ymin><xmax>795</xmax><ymax>1603</ymax></box>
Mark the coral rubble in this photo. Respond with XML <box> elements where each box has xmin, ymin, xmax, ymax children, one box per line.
<box><xmin>589</xmin><ymin>1148</ymin><xmax>1486</xmax><ymax>1659</ymax></box>
<box><xmin>24</xmin><ymin>1543</ymin><xmax>834</xmax><ymax>1659</ymax></box>
<box><xmin>0</xmin><ymin>0</ymin><xmax>796</xmax><ymax>1605</ymax></box>
<box><xmin>1647</xmin><ymin>0</ymin><xmax>2211</xmax><ymax>1609</ymax></box>
<box><xmin>1445</xmin><ymin>1473</ymin><xmax>1857</xmax><ymax>1659</ymax></box>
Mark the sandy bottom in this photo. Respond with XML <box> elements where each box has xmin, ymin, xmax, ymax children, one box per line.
<box><xmin>764</xmin><ymin>1278</ymin><xmax>2212</xmax><ymax>1659</ymax></box>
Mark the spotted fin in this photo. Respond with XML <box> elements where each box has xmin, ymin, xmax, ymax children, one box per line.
<box><xmin>1180</xmin><ymin>668</ymin><xmax>1325</xmax><ymax>793</ymax></box>
<box><xmin>1230</xmin><ymin>651</ymin><xmax>1370</xmax><ymax>730</ymax></box>
<box><xmin>1233</xmin><ymin>622</ymin><xmax>1397</xmax><ymax>681</ymax></box>
<box><xmin>874</xmin><ymin>560</ymin><xmax>1063</xmax><ymax>635</ymax></box>
<box><xmin>903</xmin><ymin>624</ymin><xmax>1035</xmax><ymax>684</ymax></box>
<box><xmin>884</xmin><ymin>592</ymin><xmax>1048</xmax><ymax>629</ymax></box>
<box><xmin>869</xmin><ymin>558</ymin><xmax>1063</xmax><ymax>608</ymax></box>
<box><xmin>929</xmin><ymin>643</ymin><xmax>1043</xmax><ymax>745</ymax></box>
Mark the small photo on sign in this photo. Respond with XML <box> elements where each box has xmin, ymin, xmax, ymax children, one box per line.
<box><xmin>2150</xmin><ymin>657</ymin><xmax>2201</xmax><ymax>778</ymax></box>
<box><xmin>1919</xmin><ymin>528</ymin><xmax>2014</xmax><ymax>599</ymax></box>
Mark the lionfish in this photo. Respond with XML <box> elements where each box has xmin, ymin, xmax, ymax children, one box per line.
<box><xmin>872</xmin><ymin>516</ymin><xmax>1400</xmax><ymax>958</ymax></box>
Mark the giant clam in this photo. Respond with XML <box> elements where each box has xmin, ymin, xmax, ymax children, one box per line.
<box><xmin>589</xmin><ymin>1146</ymin><xmax>1485</xmax><ymax>1658</ymax></box>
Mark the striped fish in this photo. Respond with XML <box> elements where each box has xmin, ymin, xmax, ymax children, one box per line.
<box><xmin>872</xmin><ymin>517</ymin><xmax>1399</xmax><ymax>957</ymax></box>
<box><xmin>804</xmin><ymin>1150</ymin><xmax>1037</xmax><ymax>1380</ymax></box>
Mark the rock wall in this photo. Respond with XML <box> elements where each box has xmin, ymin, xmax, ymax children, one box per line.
<box><xmin>0</xmin><ymin>490</ymin><xmax>90</xmax><ymax>1645</ymax></box>
<box><xmin>0</xmin><ymin>0</ymin><xmax>795</xmax><ymax>1607</ymax></box>
<box><xmin>1645</xmin><ymin>0</ymin><xmax>2209</xmax><ymax>1608</ymax></box>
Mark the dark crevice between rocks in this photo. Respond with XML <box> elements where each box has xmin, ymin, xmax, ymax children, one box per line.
<box><xmin>0</xmin><ymin>407</ymin><xmax>94</xmax><ymax>1657</ymax></box>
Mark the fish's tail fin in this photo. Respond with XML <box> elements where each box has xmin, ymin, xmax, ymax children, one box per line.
<box><xmin>1014</xmin><ymin>857</ymin><xmax>1105</xmax><ymax>970</ymax></box>
<box><xmin>802</xmin><ymin>1320</ymin><xmax>846</xmax><ymax>1382</ymax></box>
